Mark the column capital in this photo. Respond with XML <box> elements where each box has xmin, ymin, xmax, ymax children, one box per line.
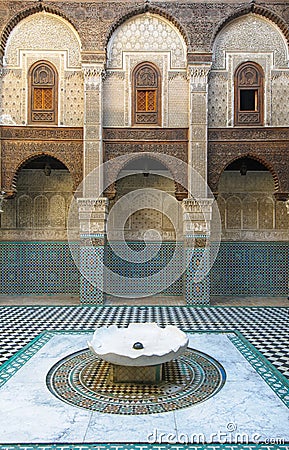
<box><xmin>187</xmin><ymin>63</ymin><xmax>211</xmax><ymax>91</ymax></box>
<box><xmin>182</xmin><ymin>198</ymin><xmax>214</xmax><ymax>235</ymax></box>
<box><xmin>182</xmin><ymin>198</ymin><xmax>214</xmax><ymax>212</ymax></box>
<box><xmin>77</xmin><ymin>197</ymin><xmax>108</xmax><ymax>235</ymax></box>
<box><xmin>77</xmin><ymin>197</ymin><xmax>108</xmax><ymax>212</ymax></box>
<box><xmin>83</xmin><ymin>65</ymin><xmax>105</xmax><ymax>88</ymax></box>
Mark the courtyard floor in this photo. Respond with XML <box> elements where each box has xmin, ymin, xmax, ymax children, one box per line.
<box><xmin>0</xmin><ymin>299</ymin><xmax>288</xmax><ymax>449</ymax></box>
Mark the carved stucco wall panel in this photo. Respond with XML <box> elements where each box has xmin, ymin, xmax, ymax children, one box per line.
<box><xmin>0</xmin><ymin>69</ymin><xmax>22</xmax><ymax>124</ymax></box>
<box><xmin>103</xmin><ymin>72</ymin><xmax>125</xmax><ymax>127</ymax></box>
<box><xmin>4</xmin><ymin>12</ymin><xmax>81</xmax><ymax>67</ymax></box>
<box><xmin>210</xmin><ymin>13</ymin><xmax>289</xmax><ymax>127</ymax></box>
<box><xmin>271</xmin><ymin>72</ymin><xmax>289</xmax><ymax>126</ymax></box>
<box><xmin>107</xmin><ymin>13</ymin><xmax>186</xmax><ymax>70</ymax></box>
<box><xmin>212</xmin><ymin>14</ymin><xmax>288</xmax><ymax>70</ymax></box>
<box><xmin>64</xmin><ymin>71</ymin><xmax>84</xmax><ymax>127</ymax></box>
<box><xmin>217</xmin><ymin>171</ymin><xmax>289</xmax><ymax>241</ymax></box>
<box><xmin>2</xmin><ymin>12</ymin><xmax>82</xmax><ymax>126</ymax></box>
<box><xmin>168</xmin><ymin>73</ymin><xmax>188</xmax><ymax>127</ymax></box>
<box><xmin>208</xmin><ymin>72</ymin><xmax>228</xmax><ymax>128</ymax></box>
<box><xmin>104</xmin><ymin>13</ymin><xmax>188</xmax><ymax>128</ymax></box>
<box><xmin>0</xmin><ymin>169</ymin><xmax>74</xmax><ymax>241</ymax></box>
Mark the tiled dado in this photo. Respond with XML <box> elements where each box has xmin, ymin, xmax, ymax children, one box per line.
<box><xmin>211</xmin><ymin>241</ymin><xmax>289</xmax><ymax>297</ymax></box>
<box><xmin>0</xmin><ymin>242</ymin><xmax>80</xmax><ymax>295</ymax></box>
<box><xmin>105</xmin><ymin>242</ymin><xmax>184</xmax><ymax>297</ymax></box>
<box><xmin>1</xmin><ymin>240</ymin><xmax>288</xmax><ymax>298</ymax></box>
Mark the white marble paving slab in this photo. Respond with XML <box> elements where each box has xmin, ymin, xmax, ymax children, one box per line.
<box><xmin>173</xmin><ymin>333</ymin><xmax>289</xmax><ymax>444</ymax></box>
<box><xmin>0</xmin><ymin>332</ymin><xmax>288</xmax><ymax>444</ymax></box>
<box><xmin>84</xmin><ymin>411</ymin><xmax>177</xmax><ymax>443</ymax></box>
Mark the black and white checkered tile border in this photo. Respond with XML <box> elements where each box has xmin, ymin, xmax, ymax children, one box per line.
<box><xmin>0</xmin><ymin>305</ymin><xmax>288</xmax><ymax>378</ymax></box>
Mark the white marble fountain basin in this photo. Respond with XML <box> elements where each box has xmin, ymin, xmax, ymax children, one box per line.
<box><xmin>87</xmin><ymin>323</ymin><xmax>189</xmax><ymax>366</ymax></box>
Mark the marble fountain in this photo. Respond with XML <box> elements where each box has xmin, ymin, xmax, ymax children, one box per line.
<box><xmin>43</xmin><ymin>323</ymin><xmax>227</xmax><ymax>415</ymax></box>
<box><xmin>87</xmin><ymin>322</ymin><xmax>189</xmax><ymax>383</ymax></box>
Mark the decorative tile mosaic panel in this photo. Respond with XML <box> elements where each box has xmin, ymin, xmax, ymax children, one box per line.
<box><xmin>0</xmin><ymin>242</ymin><xmax>79</xmax><ymax>295</ymax></box>
<box><xmin>185</xmin><ymin>248</ymin><xmax>210</xmax><ymax>305</ymax></box>
<box><xmin>80</xmin><ymin>245</ymin><xmax>105</xmax><ymax>304</ymax></box>
<box><xmin>105</xmin><ymin>242</ymin><xmax>184</xmax><ymax>297</ymax></box>
<box><xmin>211</xmin><ymin>242</ymin><xmax>289</xmax><ymax>296</ymax></box>
<box><xmin>46</xmin><ymin>347</ymin><xmax>226</xmax><ymax>414</ymax></box>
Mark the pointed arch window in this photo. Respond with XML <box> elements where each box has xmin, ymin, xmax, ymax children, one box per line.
<box><xmin>29</xmin><ymin>61</ymin><xmax>58</xmax><ymax>124</ymax></box>
<box><xmin>133</xmin><ymin>62</ymin><xmax>161</xmax><ymax>126</ymax></box>
<box><xmin>234</xmin><ymin>62</ymin><xmax>264</xmax><ymax>126</ymax></box>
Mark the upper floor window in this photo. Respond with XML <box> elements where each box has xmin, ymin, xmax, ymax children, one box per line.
<box><xmin>234</xmin><ymin>62</ymin><xmax>264</xmax><ymax>126</ymax></box>
<box><xmin>132</xmin><ymin>62</ymin><xmax>161</xmax><ymax>126</ymax></box>
<box><xmin>29</xmin><ymin>61</ymin><xmax>58</xmax><ymax>125</ymax></box>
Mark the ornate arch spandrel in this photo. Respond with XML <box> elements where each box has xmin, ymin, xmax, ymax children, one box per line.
<box><xmin>211</xmin><ymin>5</ymin><xmax>289</xmax><ymax>50</ymax></box>
<box><xmin>208</xmin><ymin>150</ymin><xmax>281</xmax><ymax>197</ymax></box>
<box><xmin>0</xmin><ymin>4</ymin><xmax>80</xmax><ymax>59</ymax></box>
<box><xmin>103</xmin><ymin>153</ymin><xmax>187</xmax><ymax>201</ymax></box>
<box><xmin>2</xmin><ymin>142</ymin><xmax>83</xmax><ymax>197</ymax></box>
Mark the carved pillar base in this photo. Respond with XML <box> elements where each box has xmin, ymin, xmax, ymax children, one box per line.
<box><xmin>77</xmin><ymin>198</ymin><xmax>108</xmax><ymax>305</ymax></box>
<box><xmin>182</xmin><ymin>198</ymin><xmax>213</xmax><ymax>305</ymax></box>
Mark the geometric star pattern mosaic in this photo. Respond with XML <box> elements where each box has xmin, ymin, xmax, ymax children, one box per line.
<box><xmin>0</xmin><ymin>305</ymin><xmax>288</xmax><ymax>379</ymax></box>
<box><xmin>46</xmin><ymin>347</ymin><xmax>226</xmax><ymax>414</ymax></box>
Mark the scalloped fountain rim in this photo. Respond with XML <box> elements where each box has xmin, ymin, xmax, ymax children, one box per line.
<box><xmin>87</xmin><ymin>323</ymin><xmax>189</xmax><ymax>366</ymax></box>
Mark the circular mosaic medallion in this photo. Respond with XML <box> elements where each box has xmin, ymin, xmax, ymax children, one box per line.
<box><xmin>46</xmin><ymin>348</ymin><xmax>226</xmax><ymax>414</ymax></box>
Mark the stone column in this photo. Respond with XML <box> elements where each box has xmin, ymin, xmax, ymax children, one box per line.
<box><xmin>82</xmin><ymin>52</ymin><xmax>105</xmax><ymax>197</ymax></box>
<box><xmin>184</xmin><ymin>60</ymin><xmax>213</xmax><ymax>304</ymax></box>
<box><xmin>78</xmin><ymin>198</ymin><xmax>108</xmax><ymax>304</ymax></box>
<box><xmin>79</xmin><ymin>53</ymin><xmax>107</xmax><ymax>304</ymax></box>
<box><xmin>182</xmin><ymin>198</ymin><xmax>214</xmax><ymax>305</ymax></box>
<box><xmin>187</xmin><ymin>63</ymin><xmax>211</xmax><ymax>198</ymax></box>
<box><xmin>0</xmin><ymin>55</ymin><xmax>3</xmax><ymax>190</ymax></box>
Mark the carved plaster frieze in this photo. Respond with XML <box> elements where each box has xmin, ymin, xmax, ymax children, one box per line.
<box><xmin>0</xmin><ymin>228</ymin><xmax>71</xmax><ymax>241</ymax></box>
<box><xmin>103</xmin><ymin>70</ymin><xmax>126</xmax><ymax>81</ymax></box>
<box><xmin>182</xmin><ymin>198</ymin><xmax>214</xmax><ymax>212</ymax></box>
<box><xmin>221</xmin><ymin>230</ymin><xmax>289</xmax><ymax>242</ymax></box>
<box><xmin>0</xmin><ymin>67</ymin><xmax>22</xmax><ymax>78</ymax></box>
<box><xmin>103</xmin><ymin>127</ymin><xmax>188</xmax><ymax>142</ymax></box>
<box><xmin>64</xmin><ymin>70</ymin><xmax>83</xmax><ymax>80</ymax></box>
<box><xmin>0</xmin><ymin>126</ymin><xmax>83</xmax><ymax>140</ymax></box>
<box><xmin>168</xmin><ymin>71</ymin><xmax>187</xmax><ymax>81</ymax></box>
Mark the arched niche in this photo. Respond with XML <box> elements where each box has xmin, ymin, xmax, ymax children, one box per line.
<box><xmin>108</xmin><ymin>156</ymin><xmax>180</xmax><ymax>242</ymax></box>
<box><xmin>1</xmin><ymin>155</ymin><xmax>74</xmax><ymax>239</ymax></box>
<box><xmin>216</xmin><ymin>156</ymin><xmax>284</xmax><ymax>238</ymax></box>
